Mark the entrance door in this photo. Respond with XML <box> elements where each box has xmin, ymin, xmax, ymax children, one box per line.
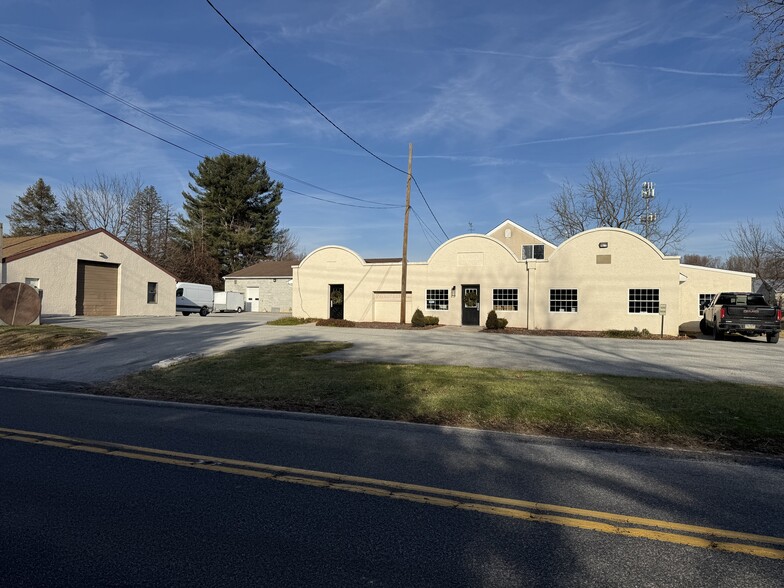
<box><xmin>246</xmin><ymin>287</ymin><xmax>260</xmax><ymax>312</ymax></box>
<box><xmin>329</xmin><ymin>284</ymin><xmax>344</xmax><ymax>319</ymax></box>
<box><xmin>461</xmin><ymin>284</ymin><xmax>480</xmax><ymax>326</ymax></box>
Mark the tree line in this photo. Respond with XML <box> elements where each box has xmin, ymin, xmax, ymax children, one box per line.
<box><xmin>4</xmin><ymin>153</ymin><xmax>302</xmax><ymax>287</ymax></box>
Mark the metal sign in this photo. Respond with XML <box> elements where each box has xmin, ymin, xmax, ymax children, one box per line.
<box><xmin>658</xmin><ymin>303</ymin><xmax>667</xmax><ymax>316</ymax></box>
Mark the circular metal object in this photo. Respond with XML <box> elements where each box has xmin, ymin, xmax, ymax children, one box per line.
<box><xmin>0</xmin><ymin>282</ymin><xmax>42</xmax><ymax>326</ymax></box>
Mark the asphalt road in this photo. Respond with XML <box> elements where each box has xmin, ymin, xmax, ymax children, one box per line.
<box><xmin>0</xmin><ymin>314</ymin><xmax>781</xmax><ymax>386</ymax></box>
<box><xmin>1</xmin><ymin>387</ymin><xmax>782</xmax><ymax>587</ymax></box>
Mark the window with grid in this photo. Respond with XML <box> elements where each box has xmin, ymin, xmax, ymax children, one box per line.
<box><xmin>550</xmin><ymin>289</ymin><xmax>578</xmax><ymax>312</ymax></box>
<box><xmin>147</xmin><ymin>282</ymin><xmax>158</xmax><ymax>304</ymax></box>
<box><xmin>628</xmin><ymin>288</ymin><xmax>659</xmax><ymax>313</ymax></box>
<box><xmin>699</xmin><ymin>293</ymin><xmax>715</xmax><ymax>316</ymax></box>
<box><xmin>492</xmin><ymin>288</ymin><xmax>518</xmax><ymax>311</ymax></box>
<box><xmin>522</xmin><ymin>244</ymin><xmax>545</xmax><ymax>260</ymax></box>
<box><xmin>426</xmin><ymin>289</ymin><xmax>449</xmax><ymax>310</ymax></box>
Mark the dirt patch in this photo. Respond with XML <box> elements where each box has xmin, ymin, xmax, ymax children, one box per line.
<box><xmin>484</xmin><ymin>327</ymin><xmax>688</xmax><ymax>340</ymax></box>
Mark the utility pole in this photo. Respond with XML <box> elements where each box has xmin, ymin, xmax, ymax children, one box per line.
<box><xmin>400</xmin><ymin>143</ymin><xmax>413</xmax><ymax>324</ymax></box>
<box><xmin>641</xmin><ymin>181</ymin><xmax>656</xmax><ymax>240</ymax></box>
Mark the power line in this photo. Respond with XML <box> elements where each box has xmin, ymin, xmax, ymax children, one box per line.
<box><xmin>204</xmin><ymin>0</ymin><xmax>449</xmax><ymax>240</ymax></box>
<box><xmin>410</xmin><ymin>206</ymin><xmax>439</xmax><ymax>250</ymax></box>
<box><xmin>283</xmin><ymin>188</ymin><xmax>400</xmax><ymax>209</ymax></box>
<box><xmin>0</xmin><ymin>34</ymin><xmax>400</xmax><ymax>209</ymax></box>
<box><xmin>0</xmin><ymin>58</ymin><xmax>206</xmax><ymax>159</ymax></box>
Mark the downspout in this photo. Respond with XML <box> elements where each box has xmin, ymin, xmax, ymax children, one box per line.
<box><xmin>0</xmin><ymin>222</ymin><xmax>5</xmax><ymax>284</ymax></box>
<box><xmin>526</xmin><ymin>259</ymin><xmax>536</xmax><ymax>329</ymax></box>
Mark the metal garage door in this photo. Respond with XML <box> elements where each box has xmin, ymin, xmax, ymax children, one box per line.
<box><xmin>76</xmin><ymin>260</ymin><xmax>119</xmax><ymax>316</ymax></box>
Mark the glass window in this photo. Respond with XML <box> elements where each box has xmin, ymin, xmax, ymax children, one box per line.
<box><xmin>147</xmin><ymin>282</ymin><xmax>158</xmax><ymax>304</ymax></box>
<box><xmin>699</xmin><ymin>293</ymin><xmax>715</xmax><ymax>316</ymax></box>
<box><xmin>492</xmin><ymin>288</ymin><xmax>518</xmax><ymax>311</ymax></box>
<box><xmin>550</xmin><ymin>289</ymin><xmax>578</xmax><ymax>312</ymax></box>
<box><xmin>629</xmin><ymin>289</ymin><xmax>659</xmax><ymax>313</ymax></box>
<box><xmin>426</xmin><ymin>289</ymin><xmax>449</xmax><ymax>310</ymax></box>
<box><xmin>522</xmin><ymin>244</ymin><xmax>545</xmax><ymax>260</ymax></box>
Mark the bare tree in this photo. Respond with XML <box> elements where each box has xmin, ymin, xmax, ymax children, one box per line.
<box><xmin>126</xmin><ymin>186</ymin><xmax>171</xmax><ymax>262</ymax></box>
<box><xmin>724</xmin><ymin>217</ymin><xmax>783</xmax><ymax>303</ymax></box>
<box><xmin>268</xmin><ymin>228</ymin><xmax>305</xmax><ymax>262</ymax></box>
<box><xmin>538</xmin><ymin>158</ymin><xmax>689</xmax><ymax>253</ymax></box>
<box><xmin>739</xmin><ymin>1</ymin><xmax>784</xmax><ymax>118</ymax></box>
<box><xmin>681</xmin><ymin>253</ymin><xmax>723</xmax><ymax>268</ymax></box>
<box><xmin>61</xmin><ymin>173</ymin><xmax>142</xmax><ymax>238</ymax></box>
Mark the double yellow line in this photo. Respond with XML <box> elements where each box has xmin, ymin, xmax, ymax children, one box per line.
<box><xmin>2</xmin><ymin>425</ymin><xmax>783</xmax><ymax>560</ymax></box>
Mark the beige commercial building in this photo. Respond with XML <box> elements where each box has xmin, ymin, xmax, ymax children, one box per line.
<box><xmin>0</xmin><ymin>229</ymin><xmax>176</xmax><ymax>317</ymax></box>
<box><xmin>291</xmin><ymin>220</ymin><xmax>753</xmax><ymax>335</ymax></box>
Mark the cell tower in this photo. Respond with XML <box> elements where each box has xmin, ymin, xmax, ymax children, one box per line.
<box><xmin>641</xmin><ymin>181</ymin><xmax>656</xmax><ymax>240</ymax></box>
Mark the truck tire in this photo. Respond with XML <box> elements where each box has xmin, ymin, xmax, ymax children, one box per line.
<box><xmin>199</xmin><ymin>307</ymin><xmax>209</xmax><ymax>317</ymax></box>
<box><xmin>713</xmin><ymin>325</ymin><xmax>724</xmax><ymax>340</ymax></box>
<box><xmin>767</xmin><ymin>332</ymin><xmax>780</xmax><ymax>344</ymax></box>
<box><xmin>699</xmin><ymin>318</ymin><xmax>710</xmax><ymax>335</ymax></box>
<box><xmin>182</xmin><ymin>312</ymin><xmax>191</xmax><ymax>317</ymax></box>
<box><xmin>236</xmin><ymin>307</ymin><xmax>243</xmax><ymax>313</ymax></box>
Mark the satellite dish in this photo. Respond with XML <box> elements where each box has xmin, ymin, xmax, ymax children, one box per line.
<box><xmin>0</xmin><ymin>282</ymin><xmax>42</xmax><ymax>326</ymax></box>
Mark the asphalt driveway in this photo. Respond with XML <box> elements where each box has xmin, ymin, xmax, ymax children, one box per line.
<box><xmin>0</xmin><ymin>314</ymin><xmax>781</xmax><ymax>386</ymax></box>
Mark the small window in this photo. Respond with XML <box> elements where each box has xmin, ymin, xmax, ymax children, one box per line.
<box><xmin>550</xmin><ymin>289</ymin><xmax>578</xmax><ymax>312</ymax></box>
<box><xmin>629</xmin><ymin>289</ymin><xmax>659</xmax><ymax>313</ymax></box>
<box><xmin>522</xmin><ymin>244</ymin><xmax>545</xmax><ymax>260</ymax></box>
<box><xmin>699</xmin><ymin>293</ymin><xmax>715</xmax><ymax>316</ymax></box>
<box><xmin>426</xmin><ymin>289</ymin><xmax>449</xmax><ymax>310</ymax></box>
<box><xmin>147</xmin><ymin>282</ymin><xmax>158</xmax><ymax>304</ymax></box>
<box><xmin>25</xmin><ymin>277</ymin><xmax>40</xmax><ymax>289</ymax></box>
<box><xmin>493</xmin><ymin>288</ymin><xmax>518</xmax><ymax>311</ymax></box>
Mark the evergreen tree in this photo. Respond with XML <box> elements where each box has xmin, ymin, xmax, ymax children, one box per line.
<box><xmin>7</xmin><ymin>178</ymin><xmax>65</xmax><ymax>236</ymax></box>
<box><xmin>178</xmin><ymin>154</ymin><xmax>283</xmax><ymax>275</ymax></box>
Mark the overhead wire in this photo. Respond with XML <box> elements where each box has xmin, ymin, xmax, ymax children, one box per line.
<box><xmin>0</xmin><ymin>58</ymin><xmax>205</xmax><ymax>159</ymax></box>
<box><xmin>0</xmin><ymin>34</ymin><xmax>400</xmax><ymax>209</ymax></box>
<box><xmin>410</xmin><ymin>206</ymin><xmax>439</xmax><ymax>250</ymax></box>
<box><xmin>204</xmin><ymin>0</ymin><xmax>449</xmax><ymax>240</ymax></box>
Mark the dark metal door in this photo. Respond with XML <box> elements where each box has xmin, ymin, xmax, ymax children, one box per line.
<box><xmin>329</xmin><ymin>284</ymin><xmax>344</xmax><ymax>319</ymax></box>
<box><xmin>461</xmin><ymin>285</ymin><xmax>480</xmax><ymax>325</ymax></box>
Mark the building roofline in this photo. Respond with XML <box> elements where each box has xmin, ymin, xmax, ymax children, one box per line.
<box><xmin>680</xmin><ymin>263</ymin><xmax>756</xmax><ymax>278</ymax></box>
<box><xmin>3</xmin><ymin>228</ymin><xmax>178</xmax><ymax>280</ymax></box>
<box><xmin>486</xmin><ymin>219</ymin><xmax>557</xmax><ymax>249</ymax></box>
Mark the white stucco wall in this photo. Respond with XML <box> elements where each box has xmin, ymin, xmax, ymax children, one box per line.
<box><xmin>292</xmin><ymin>227</ymin><xmax>755</xmax><ymax>334</ymax></box>
<box><xmin>4</xmin><ymin>232</ymin><xmax>176</xmax><ymax>316</ymax></box>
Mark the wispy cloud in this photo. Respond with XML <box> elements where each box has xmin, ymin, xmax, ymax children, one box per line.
<box><xmin>595</xmin><ymin>59</ymin><xmax>744</xmax><ymax>78</ymax></box>
<box><xmin>504</xmin><ymin>117</ymin><xmax>752</xmax><ymax>148</ymax></box>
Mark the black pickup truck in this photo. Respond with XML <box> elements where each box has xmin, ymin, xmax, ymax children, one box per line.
<box><xmin>700</xmin><ymin>292</ymin><xmax>781</xmax><ymax>344</ymax></box>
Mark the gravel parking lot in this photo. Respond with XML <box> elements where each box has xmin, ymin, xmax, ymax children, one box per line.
<box><xmin>0</xmin><ymin>314</ymin><xmax>781</xmax><ymax>386</ymax></box>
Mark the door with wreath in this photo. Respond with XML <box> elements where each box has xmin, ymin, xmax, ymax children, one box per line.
<box><xmin>329</xmin><ymin>284</ymin><xmax>345</xmax><ymax>319</ymax></box>
<box><xmin>461</xmin><ymin>285</ymin><xmax>480</xmax><ymax>325</ymax></box>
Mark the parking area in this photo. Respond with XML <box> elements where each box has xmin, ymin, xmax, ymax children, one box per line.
<box><xmin>0</xmin><ymin>315</ymin><xmax>781</xmax><ymax>386</ymax></box>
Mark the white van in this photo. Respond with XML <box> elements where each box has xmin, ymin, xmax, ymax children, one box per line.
<box><xmin>175</xmin><ymin>282</ymin><xmax>214</xmax><ymax>316</ymax></box>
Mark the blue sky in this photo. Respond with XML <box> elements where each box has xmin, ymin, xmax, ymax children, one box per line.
<box><xmin>1</xmin><ymin>0</ymin><xmax>781</xmax><ymax>261</ymax></box>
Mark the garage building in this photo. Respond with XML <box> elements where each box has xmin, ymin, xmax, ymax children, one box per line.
<box><xmin>0</xmin><ymin>228</ymin><xmax>176</xmax><ymax>317</ymax></box>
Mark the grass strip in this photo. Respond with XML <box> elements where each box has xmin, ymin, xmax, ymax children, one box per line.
<box><xmin>0</xmin><ymin>325</ymin><xmax>104</xmax><ymax>357</ymax></box>
<box><xmin>97</xmin><ymin>341</ymin><xmax>784</xmax><ymax>454</ymax></box>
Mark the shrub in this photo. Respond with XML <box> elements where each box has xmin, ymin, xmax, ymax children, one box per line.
<box><xmin>497</xmin><ymin>317</ymin><xmax>508</xmax><ymax>329</ymax></box>
<box><xmin>411</xmin><ymin>308</ymin><xmax>426</xmax><ymax>327</ymax></box>
<box><xmin>486</xmin><ymin>310</ymin><xmax>499</xmax><ymax>329</ymax></box>
<box><xmin>424</xmin><ymin>315</ymin><xmax>439</xmax><ymax>326</ymax></box>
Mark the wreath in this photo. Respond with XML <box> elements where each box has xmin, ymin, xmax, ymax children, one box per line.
<box><xmin>463</xmin><ymin>291</ymin><xmax>478</xmax><ymax>307</ymax></box>
<box><xmin>330</xmin><ymin>290</ymin><xmax>343</xmax><ymax>305</ymax></box>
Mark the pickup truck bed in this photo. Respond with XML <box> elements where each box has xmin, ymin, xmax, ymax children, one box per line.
<box><xmin>701</xmin><ymin>292</ymin><xmax>781</xmax><ymax>344</ymax></box>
